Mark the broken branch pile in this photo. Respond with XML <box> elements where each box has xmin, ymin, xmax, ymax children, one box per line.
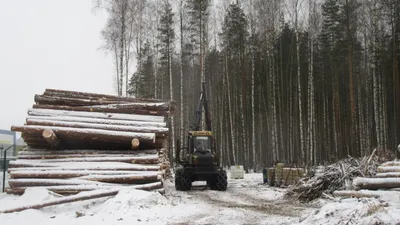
<box><xmin>7</xmin><ymin>89</ymin><xmax>174</xmax><ymax>195</ymax></box>
<box><xmin>286</xmin><ymin>153</ymin><xmax>382</xmax><ymax>202</ymax></box>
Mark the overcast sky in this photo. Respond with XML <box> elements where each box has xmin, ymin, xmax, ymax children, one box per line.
<box><xmin>0</xmin><ymin>0</ymin><xmax>115</xmax><ymax>134</ymax></box>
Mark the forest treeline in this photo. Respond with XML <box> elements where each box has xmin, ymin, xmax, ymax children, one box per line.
<box><xmin>94</xmin><ymin>0</ymin><xmax>400</xmax><ymax>171</ymax></box>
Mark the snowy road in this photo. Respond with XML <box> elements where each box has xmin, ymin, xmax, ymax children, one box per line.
<box><xmin>164</xmin><ymin>174</ymin><xmax>315</xmax><ymax>225</ymax></box>
<box><xmin>2</xmin><ymin>172</ymin><xmax>399</xmax><ymax>225</ymax></box>
<box><xmin>0</xmin><ymin>172</ymin><xmax>315</xmax><ymax>225</ymax></box>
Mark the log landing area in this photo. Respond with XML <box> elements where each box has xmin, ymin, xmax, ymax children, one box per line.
<box><xmin>7</xmin><ymin>88</ymin><xmax>175</xmax><ymax>195</ymax></box>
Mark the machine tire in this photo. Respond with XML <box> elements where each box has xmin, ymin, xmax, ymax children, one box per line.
<box><xmin>175</xmin><ymin>169</ymin><xmax>183</xmax><ymax>190</ymax></box>
<box><xmin>215</xmin><ymin>171</ymin><xmax>228</xmax><ymax>191</ymax></box>
<box><xmin>175</xmin><ymin>168</ymin><xmax>192</xmax><ymax>191</ymax></box>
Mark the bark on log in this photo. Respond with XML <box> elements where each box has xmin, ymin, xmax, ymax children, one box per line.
<box><xmin>26</xmin><ymin>118</ymin><xmax>168</xmax><ymax>135</ymax></box>
<box><xmin>8</xmin><ymin>178</ymin><xmax>120</xmax><ymax>188</ymax></box>
<box><xmin>8</xmin><ymin>160</ymin><xmax>161</xmax><ymax>169</ymax></box>
<box><xmin>375</xmin><ymin>172</ymin><xmax>400</xmax><ymax>178</ymax></box>
<box><xmin>333</xmin><ymin>190</ymin><xmax>381</xmax><ymax>198</ymax></box>
<box><xmin>16</xmin><ymin>155</ymin><xmax>159</xmax><ymax>164</ymax></box>
<box><xmin>11</xmin><ymin>125</ymin><xmax>156</xmax><ymax>144</ymax></box>
<box><xmin>17</xmin><ymin>148</ymin><xmax>159</xmax><ymax>155</ymax></box>
<box><xmin>43</xmin><ymin>89</ymin><xmax>166</xmax><ymax>103</ymax></box>
<box><xmin>378</xmin><ymin>166</ymin><xmax>400</xmax><ymax>173</ymax></box>
<box><xmin>382</xmin><ymin>161</ymin><xmax>400</xmax><ymax>167</ymax></box>
<box><xmin>79</xmin><ymin>174</ymin><xmax>162</xmax><ymax>184</ymax></box>
<box><xmin>32</xmin><ymin>104</ymin><xmax>168</xmax><ymax>116</ymax></box>
<box><xmin>27</xmin><ymin>115</ymin><xmax>166</xmax><ymax>128</ymax></box>
<box><xmin>28</xmin><ymin>108</ymin><xmax>165</xmax><ymax>123</ymax></box>
<box><xmin>5</xmin><ymin>181</ymin><xmax>163</xmax><ymax>195</ymax></box>
<box><xmin>8</xmin><ymin>166</ymin><xmax>164</xmax><ymax>172</ymax></box>
<box><xmin>17</xmin><ymin>153</ymin><xmax>158</xmax><ymax>160</ymax></box>
<box><xmin>22</xmin><ymin>138</ymin><xmax>164</xmax><ymax>151</ymax></box>
<box><xmin>9</xmin><ymin>170</ymin><xmax>162</xmax><ymax>179</ymax></box>
<box><xmin>353</xmin><ymin>177</ymin><xmax>400</xmax><ymax>190</ymax></box>
<box><xmin>35</xmin><ymin>95</ymin><xmax>125</xmax><ymax>106</ymax></box>
<box><xmin>84</xmin><ymin>102</ymin><xmax>171</xmax><ymax>111</ymax></box>
<box><xmin>0</xmin><ymin>188</ymin><xmax>121</xmax><ymax>213</ymax></box>
<box><xmin>42</xmin><ymin>129</ymin><xmax>60</xmax><ymax>148</ymax></box>
<box><xmin>131</xmin><ymin>138</ymin><xmax>140</xmax><ymax>150</ymax></box>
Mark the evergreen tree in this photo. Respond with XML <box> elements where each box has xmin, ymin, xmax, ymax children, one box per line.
<box><xmin>157</xmin><ymin>0</ymin><xmax>175</xmax><ymax>99</ymax></box>
<box><xmin>127</xmin><ymin>41</ymin><xmax>154</xmax><ymax>98</ymax></box>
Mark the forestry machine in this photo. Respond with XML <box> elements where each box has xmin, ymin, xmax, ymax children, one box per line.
<box><xmin>174</xmin><ymin>82</ymin><xmax>228</xmax><ymax>191</ymax></box>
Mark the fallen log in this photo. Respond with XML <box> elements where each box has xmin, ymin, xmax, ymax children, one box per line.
<box><xmin>85</xmin><ymin>102</ymin><xmax>171</xmax><ymax>111</ymax></box>
<box><xmin>381</xmin><ymin>161</ymin><xmax>400</xmax><ymax>167</ymax></box>
<box><xmin>17</xmin><ymin>155</ymin><xmax>159</xmax><ymax>164</ymax></box>
<box><xmin>11</xmin><ymin>125</ymin><xmax>157</xmax><ymax>145</ymax></box>
<box><xmin>376</xmin><ymin>172</ymin><xmax>400</xmax><ymax>178</ymax></box>
<box><xmin>377</xmin><ymin>166</ymin><xmax>400</xmax><ymax>173</ymax></box>
<box><xmin>5</xmin><ymin>181</ymin><xmax>163</xmax><ymax>195</ymax></box>
<box><xmin>79</xmin><ymin>174</ymin><xmax>162</xmax><ymax>184</ymax></box>
<box><xmin>353</xmin><ymin>177</ymin><xmax>400</xmax><ymax>190</ymax></box>
<box><xmin>34</xmin><ymin>95</ymin><xmax>124</xmax><ymax>106</ymax></box>
<box><xmin>8</xmin><ymin>178</ymin><xmax>120</xmax><ymax>188</ymax></box>
<box><xmin>42</xmin><ymin>129</ymin><xmax>60</xmax><ymax>148</ymax></box>
<box><xmin>26</xmin><ymin>118</ymin><xmax>169</xmax><ymax>135</ymax></box>
<box><xmin>17</xmin><ymin>153</ymin><xmax>158</xmax><ymax>160</ymax></box>
<box><xmin>32</xmin><ymin>104</ymin><xmax>169</xmax><ymax>116</ymax></box>
<box><xmin>8</xmin><ymin>160</ymin><xmax>161</xmax><ymax>170</ymax></box>
<box><xmin>0</xmin><ymin>188</ymin><xmax>121</xmax><ymax>213</ymax></box>
<box><xmin>9</xmin><ymin>170</ymin><xmax>161</xmax><ymax>179</ymax></box>
<box><xmin>28</xmin><ymin>108</ymin><xmax>165</xmax><ymax>123</ymax></box>
<box><xmin>43</xmin><ymin>89</ymin><xmax>166</xmax><ymax>103</ymax></box>
<box><xmin>17</xmin><ymin>148</ymin><xmax>159</xmax><ymax>155</ymax></box>
<box><xmin>24</xmin><ymin>138</ymin><xmax>164</xmax><ymax>151</ymax></box>
<box><xmin>26</xmin><ymin>115</ymin><xmax>166</xmax><ymax>128</ymax></box>
<box><xmin>333</xmin><ymin>190</ymin><xmax>382</xmax><ymax>198</ymax></box>
<box><xmin>34</xmin><ymin>101</ymin><xmax>171</xmax><ymax>111</ymax></box>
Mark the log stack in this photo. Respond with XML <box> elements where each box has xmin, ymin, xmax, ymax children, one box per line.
<box><xmin>352</xmin><ymin>160</ymin><xmax>400</xmax><ymax>190</ymax></box>
<box><xmin>7</xmin><ymin>89</ymin><xmax>174</xmax><ymax>195</ymax></box>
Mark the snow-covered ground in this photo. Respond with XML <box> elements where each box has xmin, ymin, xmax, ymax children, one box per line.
<box><xmin>1</xmin><ymin>172</ymin><xmax>400</xmax><ymax>225</ymax></box>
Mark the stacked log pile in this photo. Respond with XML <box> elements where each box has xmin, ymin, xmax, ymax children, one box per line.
<box><xmin>351</xmin><ymin>160</ymin><xmax>400</xmax><ymax>190</ymax></box>
<box><xmin>7</xmin><ymin>89</ymin><xmax>174</xmax><ymax>195</ymax></box>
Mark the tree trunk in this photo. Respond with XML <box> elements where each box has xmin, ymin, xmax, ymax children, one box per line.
<box><xmin>32</xmin><ymin>104</ymin><xmax>169</xmax><ymax>116</ymax></box>
<box><xmin>353</xmin><ymin>177</ymin><xmax>400</xmax><ymax>190</ymax></box>
<box><xmin>1</xmin><ymin>189</ymin><xmax>121</xmax><ymax>213</ymax></box>
<box><xmin>28</xmin><ymin>108</ymin><xmax>165</xmax><ymax>123</ymax></box>
<box><xmin>27</xmin><ymin>115</ymin><xmax>166</xmax><ymax>128</ymax></box>
<box><xmin>12</xmin><ymin>125</ymin><xmax>156</xmax><ymax>144</ymax></box>
<box><xmin>26</xmin><ymin>119</ymin><xmax>168</xmax><ymax>135</ymax></box>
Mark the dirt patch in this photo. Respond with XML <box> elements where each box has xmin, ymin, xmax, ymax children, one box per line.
<box><xmin>190</xmin><ymin>191</ymin><xmax>308</xmax><ymax>217</ymax></box>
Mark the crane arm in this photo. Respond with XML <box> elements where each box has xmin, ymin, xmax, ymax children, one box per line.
<box><xmin>191</xmin><ymin>82</ymin><xmax>212</xmax><ymax>131</ymax></box>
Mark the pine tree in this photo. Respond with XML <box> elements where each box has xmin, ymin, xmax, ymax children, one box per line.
<box><xmin>127</xmin><ymin>41</ymin><xmax>154</xmax><ymax>98</ymax></box>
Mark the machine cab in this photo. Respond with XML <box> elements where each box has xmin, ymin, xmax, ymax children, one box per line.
<box><xmin>187</xmin><ymin>131</ymin><xmax>215</xmax><ymax>166</ymax></box>
<box><xmin>188</xmin><ymin>131</ymin><xmax>213</xmax><ymax>153</ymax></box>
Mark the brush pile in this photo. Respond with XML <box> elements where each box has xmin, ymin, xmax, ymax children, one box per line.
<box><xmin>286</xmin><ymin>149</ymin><xmax>393</xmax><ymax>202</ymax></box>
<box><xmin>6</xmin><ymin>89</ymin><xmax>175</xmax><ymax>195</ymax></box>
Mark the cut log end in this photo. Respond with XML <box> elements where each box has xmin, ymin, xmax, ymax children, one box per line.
<box><xmin>42</xmin><ymin>129</ymin><xmax>60</xmax><ymax>148</ymax></box>
<box><xmin>131</xmin><ymin>138</ymin><xmax>140</xmax><ymax>150</ymax></box>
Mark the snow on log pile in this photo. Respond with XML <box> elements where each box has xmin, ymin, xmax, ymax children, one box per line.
<box><xmin>352</xmin><ymin>160</ymin><xmax>400</xmax><ymax>191</ymax></box>
<box><xmin>6</xmin><ymin>89</ymin><xmax>175</xmax><ymax>195</ymax></box>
